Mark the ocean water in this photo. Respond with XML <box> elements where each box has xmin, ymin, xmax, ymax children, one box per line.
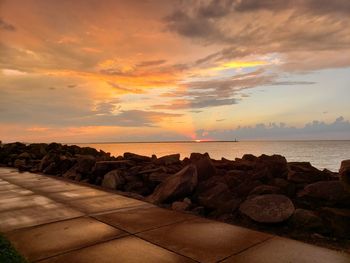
<box><xmin>77</xmin><ymin>141</ymin><xmax>350</xmax><ymax>172</ymax></box>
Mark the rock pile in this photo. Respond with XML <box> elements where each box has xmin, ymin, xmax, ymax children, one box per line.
<box><xmin>1</xmin><ymin>142</ymin><xmax>349</xmax><ymax>241</ymax></box>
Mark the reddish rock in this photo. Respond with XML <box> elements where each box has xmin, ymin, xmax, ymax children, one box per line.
<box><xmin>291</xmin><ymin>209</ymin><xmax>324</xmax><ymax>232</ymax></box>
<box><xmin>154</xmin><ymin>154</ymin><xmax>180</xmax><ymax>165</ymax></box>
<box><xmin>288</xmin><ymin>162</ymin><xmax>332</xmax><ymax>183</ymax></box>
<box><xmin>172</xmin><ymin>201</ymin><xmax>190</xmax><ymax>211</ymax></box>
<box><xmin>76</xmin><ymin>155</ymin><xmax>95</xmax><ymax>175</ymax></box>
<box><xmin>339</xmin><ymin>159</ymin><xmax>350</xmax><ymax>192</ymax></box>
<box><xmin>123</xmin><ymin>152</ymin><xmax>151</xmax><ymax>162</ymax></box>
<box><xmin>298</xmin><ymin>181</ymin><xmax>350</xmax><ymax>206</ymax></box>
<box><xmin>147</xmin><ymin>165</ymin><xmax>198</xmax><ymax>204</ymax></box>
<box><xmin>239</xmin><ymin>194</ymin><xmax>295</xmax><ymax>223</ymax></box>
<box><xmin>197</xmin><ymin>182</ymin><xmax>238</xmax><ymax>213</ymax></box>
<box><xmin>192</xmin><ymin>154</ymin><xmax>216</xmax><ymax>180</ymax></box>
<box><xmin>248</xmin><ymin>184</ymin><xmax>281</xmax><ymax>196</ymax></box>
<box><xmin>255</xmin><ymin>154</ymin><xmax>288</xmax><ymax>179</ymax></box>
<box><xmin>101</xmin><ymin>169</ymin><xmax>125</xmax><ymax>189</ymax></box>
<box><xmin>93</xmin><ymin>160</ymin><xmax>134</xmax><ymax>176</ymax></box>
<box><xmin>224</xmin><ymin>170</ymin><xmax>247</xmax><ymax>189</ymax></box>
<box><xmin>320</xmin><ymin>207</ymin><xmax>350</xmax><ymax>238</ymax></box>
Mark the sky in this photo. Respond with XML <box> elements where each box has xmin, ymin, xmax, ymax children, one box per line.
<box><xmin>1</xmin><ymin>0</ymin><xmax>350</xmax><ymax>143</ymax></box>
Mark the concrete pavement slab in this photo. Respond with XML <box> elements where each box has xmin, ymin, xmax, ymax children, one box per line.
<box><xmin>38</xmin><ymin>236</ymin><xmax>196</xmax><ymax>263</ymax></box>
<box><xmin>95</xmin><ymin>206</ymin><xmax>195</xmax><ymax>234</ymax></box>
<box><xmin>222</xmin><ymin>236</ymin><xmax>350</xmax><ymax>263</ymax></box>
<box><xmin>0</xmin><ymin>203</ymin><xmax>83</xmax><ymax>232</ymax></box>
<box><xmin>137</xmin><ymin>217</ymin><xmax>272</xmax><ymax>263</ymax></box>
<box><xmin>6</xmin><ymin>217</ymin><xmax>128</xmax><ymax>262</ymax></box>
<box><xmin>68</xmin><ymin>194</ymin><xmax>149</xmax><ymax>214</ymax></box>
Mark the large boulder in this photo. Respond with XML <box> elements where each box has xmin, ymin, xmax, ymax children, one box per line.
<box><xmin>197</xmin><ymin>182</ymin><xmax>240</xmax><ymax>214</ymax></box>
<box><xmin>39</xmin><ymin>153</ymin><xmax>60</xmax><ymax>172</ymax></box>
<box><xmin>154</xmin><ymin>154</ymin><xmax>180</xmax><ymax>165</ymax></box>
<box><xmin>190</xmin><ymin>153</ymin><xmax>216</xmax><ymax>180</ymax></box>
<box><xmin>101</xmin><ymin>170</ymin><xmax>125</xmax><ymax>189</ymax></box>
<box><xmin>248</xmin><ymin>184</ymin><xmax>281</xmax><ymax>196</ymax></box>
<box><xmin>76</xmin><ymin>155</ymin><xmax>96</xmax><ymax>175</ymax></box>
<box><xmin>320</xmin><ymin>207</ymin><xmax>350</xmax><ymax>238</ymax></box>
<box><xmin>290</xmin><ymin>209</ymin><xmax>325</xmax><ymax>232</ymax></box>
<box><xmin>239</xmin><ymin>194</ymin><xmax>295</xmax><ymax>223</ymax></box>
<box><xmin>147</xmin><ymin>165</ymin><xmax>198</xmax><ymax>204</ymax></box>
<box><xmin>287</xmin><ymin>162</ymin><xmax>332</xmax><ymax>184</ymax></box>
<box><xmin>254</xmin><ymin>154</ymin><xmax>289</xmax><ymax>179</ymax></box>
<box><xmin>93</xmin><ymin>160</ymin><xmax>134</xmax><ymax>177</ymax></box>
<box><xmin>123</xmin><ymin>152</ymin><xmax>151</xmax><ymax>162</ymax></box>
<box><xmin>339</xmin><ymin>160</ymin><xmax>350</xmax><ymax>192</ymax></box>
<box><xmin>298</xmin><ymin>181</ymin><xmax>350</xmax><ymax>206</ymax></box>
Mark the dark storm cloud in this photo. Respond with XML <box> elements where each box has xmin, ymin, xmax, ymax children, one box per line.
<box><xmin>0</xmin><ymin>18</ymin><xmax>16</xmax><ymax>31</ymax></box>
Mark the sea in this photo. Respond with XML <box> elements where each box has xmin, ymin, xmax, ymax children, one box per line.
<box><xmin>76</xmin><ymin>140</ymin><xmax>350</xmax><ymax>172</ymax></box>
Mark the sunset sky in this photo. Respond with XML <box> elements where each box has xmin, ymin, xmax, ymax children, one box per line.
<box><xmin>1</xmin><ymin>0</ymin><xmax>350</xmax><ymax>142</ymax></box>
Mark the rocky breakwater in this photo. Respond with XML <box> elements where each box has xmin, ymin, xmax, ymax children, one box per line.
<box><xmin>1</xmin><ymin>142</ymin><xmax>349</xmax><ymax>249</ymax></box>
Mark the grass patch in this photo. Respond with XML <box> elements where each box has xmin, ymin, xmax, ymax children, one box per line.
<box><xmin>0</xmin><ymin>234</ymin><xmax>27</xmax><ymax>263</ymax></box>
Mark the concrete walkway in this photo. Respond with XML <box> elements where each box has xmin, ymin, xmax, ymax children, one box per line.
<box><xmin>0</xmin><ymin>167</ymin><xmax>349</xmax><ymax>263</ymax></box>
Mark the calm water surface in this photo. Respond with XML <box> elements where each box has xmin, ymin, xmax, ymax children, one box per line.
<box><xmin>77</xmin><ymin>141</ymin><xmax>350</xmax><ymax>172</ymax></box>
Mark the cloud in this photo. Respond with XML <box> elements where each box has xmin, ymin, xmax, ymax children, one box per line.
<box><xmin>136</xmin><ymin>60</ymin><xmax>167</xmax><ymax>67</ymax></box>
<box><xmin>196</xmin><ymin>116</ymin><xmax>350</xmax><ymax>140</ymax></box>
<box><xmin>0</xmin><ymin>18</ymin><xmax>15</xmax><ymax>31</ymax></box>
<box><xmin>164</xmin><ymin>0</ymin><xmax>350</xmax><ymax>71</ymax></box>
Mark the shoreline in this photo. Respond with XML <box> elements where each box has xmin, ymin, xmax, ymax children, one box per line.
<box><xmin>0</xmin><ymin>142</ymin><xmax>349</xmax><ymax>253</ymax></box>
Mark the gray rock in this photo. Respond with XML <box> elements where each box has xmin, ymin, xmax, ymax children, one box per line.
<box><xmin>239</xmin><ymin>194</ymin><xmax>295</xmax><ymax>223</ymax></box>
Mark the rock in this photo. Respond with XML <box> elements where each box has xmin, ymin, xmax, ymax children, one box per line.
<box><xmin>17</xmin><ymin>152</ymin><xmax>31</xmax><ymax>160</ymax></box>
<box><xmin>148</xmin><ymin>172</ymin><xmax>169</xmax><ymax>183</ymax></box>
<box><xmin>291</xmin><ymin>209</ymin><xmax>324</xmax><ymax>232</ymax></box>
<box><xmin>13</xmin><ymin>159</ymin><xmax>28</xmax><ymax>170</ymax></box>
<box><xmin>234</xmin><ymin>180</ymin><xmax>262</xmax><ymax>197</ymax></box>
<box><xmin>254</xmin><ymin>154</ymin><xmax>288</xmax><ymax>179</ymax></box>
<box><xmin>241</xmin><ymin>154</ymin><xmax>258</xmax><ymax>162</ymax></box>
<box><xmin>93</xmin><ymin>160</ymin><xmax>134</xmax><ymax>177</ymax></box>
<box><xmin>172</xmin><ymin>201</ymin><xmax>190</xmax><ymax>211</ymax></box>
<box><xmin>39</xmin><ymin>153</ymin><xmax>60</xmax><ymax>171</ymax></box>
<box><xmin>191</xmin><ymin>154</ymin><xmax>216</xmax><ymax>181</ymax></box>
<box><xmin>124</xmin><ymin>180</ymin><xmax>150</xmax><ymax>196</ymax></box>
<box><xmin>76</xmin><ymin>155</ymin><xmax>95</xmax><ymax>175</ymax></box>
<box><xmin>339</xmin><ymin>160</ymin><xmax>350</xmax><ymax>192</ymax></box>
<box><xmin>320</xmin><ymin>207</ymin><xmax>350</xmax><ymax>238</ymax></box>
<box><xmin>101</xmin><ymin>170</ymin><xmax>125</xmax><ymax>189</ymax></box>
<box><xmin>43</xmin><ymin>162</ymin><xmax>58</xmax><ymax>175</ymax></box>
<box><xmin>270</xmin><ymin>178</ymin><xmax>296</xmax><ymax>197</ymax></box>
<box><xmin>298</xmin><ymin>181</ymin><xmax>350</xmax><ymax>206</ymax></box>
<box><xmin>249</xmin><ymin>184</ymin><xmax>281</xmax><ymax>196</ymax></box>
<box><xmin>224</xmin><ymin>170</ymin><xmax>247</xmax><ymax>189</ymax></box>
<box><xmin>288</xmin><ymin>162</ymin><xmax>332</xmax><ymax>183</ymax></box>
<box><xmin>26</xmin><ymin>143</ymin><xmax>47</xmax><ymax>159</ymax></box>
<box><xmin>239</xmin><ymin>194</ymin><xmax>295</xmax><ymax>223</ymax></box>
<box><xmin>124</xmin><ymin>152</ymin><xmax>151</xmax><ymax>162</ymax></box>
<box><xmin>147</xmin><ymin>165</ymin><xmax>198</xmax><ymax>204</ymax></box>
<box><xmin>154</xmin><ymin>154</ymin><xmax>180</xmax><ymax>165</ymax></box>
<box><xmin>198</xmin><ymin>182</ymin><xmax>240</xmax><ymax>214</ymax></box>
